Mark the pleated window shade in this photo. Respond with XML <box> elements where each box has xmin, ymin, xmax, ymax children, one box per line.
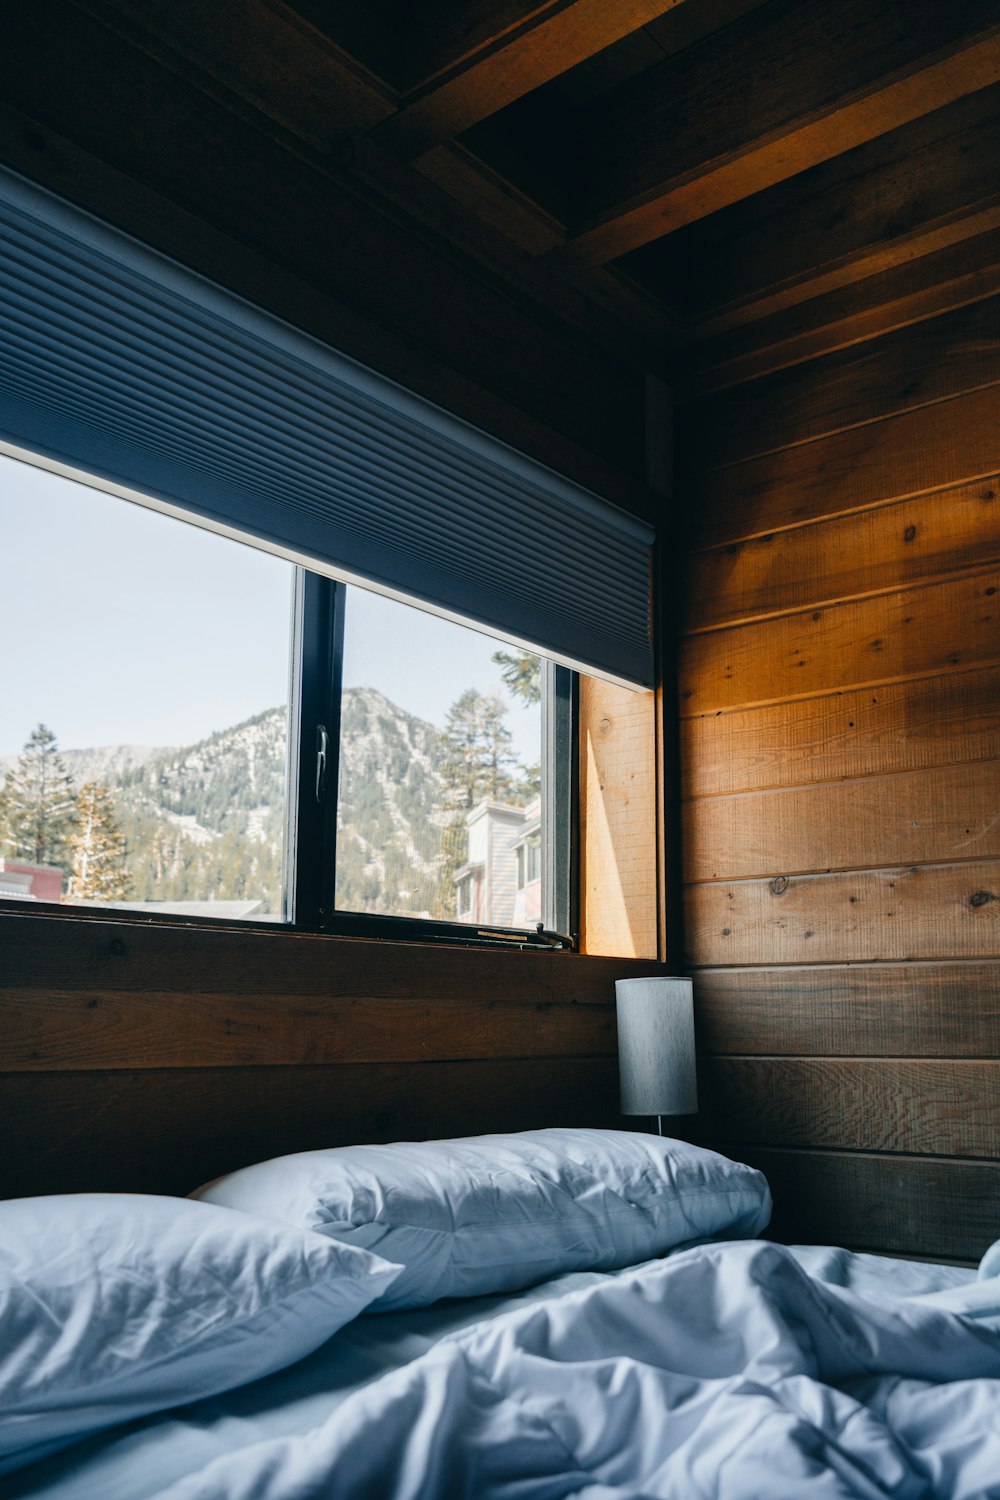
<box><xmin>0</xmin><ymin>167</ymin><xmax>655</xmax><ymax>689</ymax></box>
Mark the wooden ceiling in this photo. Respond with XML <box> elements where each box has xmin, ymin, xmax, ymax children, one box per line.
<box><xmin>2</xmin><ymin>1</ymin><xmax>999</xmax><ymax>390</ymax></box>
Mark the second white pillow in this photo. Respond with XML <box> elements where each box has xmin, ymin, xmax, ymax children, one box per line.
<box><xmin>196</xmin><ymin>1127</ymin><xmax>771</xmax><ymax>1310</ymax></box>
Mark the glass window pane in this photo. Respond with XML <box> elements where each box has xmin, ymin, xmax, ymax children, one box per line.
<box><xmin>336</xmin><ymin>586</ymin><xmax>543</xmax><ymax>927</ymax></box>
<box><xmin>0</xmin><ymin>454</ymin><xmax>294</xmax><ymax>922</ymax></box>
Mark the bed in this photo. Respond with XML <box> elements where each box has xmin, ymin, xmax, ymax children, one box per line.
<box><xmin>3</xmin><ymin>1129</ymin><xmax>999</xmax><ymax>1499</ymax></box>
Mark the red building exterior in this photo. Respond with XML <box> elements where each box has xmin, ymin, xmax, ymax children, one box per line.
<box><xmin>0</xmin><ymin>860</ymin><xmax>63</xmax><ymax>903</ymax></box>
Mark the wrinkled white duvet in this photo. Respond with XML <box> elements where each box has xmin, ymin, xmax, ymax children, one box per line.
<box><xmin>154</xmin><ymin>1241</ymin><xmax>1000</xmax><ymax>1500</ymax></box>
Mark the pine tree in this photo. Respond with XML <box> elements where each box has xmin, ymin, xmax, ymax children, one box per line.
<box><xmin>492</xmin><ymin>648</ymin><xmax>542</xmax><ymax>798</ymax></box>
<box><xmin>439</xmin><ymin>690</ymin><xmax>520</xmax><ymax>811</ymax></box>
<box><xmin>0</xmin><ymin>723</ymin><xmax>77</xmax><ymax>871</ymax></box>
<box><xmin>435</xmin><ymin>690</ymin><xmax>521</xmax><ymax>915</ymax></box>
<box><xmin>67</xmin><ymin>781</ymin><xmax>131</xmax><ymax>902</ymax></box>
<box><xmin>492</xmin><ymin>648</ymin><xmax>541</xmax><ymax>705</ymax></box>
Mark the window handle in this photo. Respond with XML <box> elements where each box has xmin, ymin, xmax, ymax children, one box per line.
<box><xmin>315</xmin><ymin>724</ymin><xmax>329</xmax><ymax>804</ymax></box>
<box><xmin>533</xmin><ymin>922</ymin><xmax>576</xmax><ymax>950</ymax></box>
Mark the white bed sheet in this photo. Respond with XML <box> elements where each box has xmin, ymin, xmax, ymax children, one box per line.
<box><xmin>4</xmin><ymin>1245</ymin><xmax>979</xmax><ymax>1499</ymax></box>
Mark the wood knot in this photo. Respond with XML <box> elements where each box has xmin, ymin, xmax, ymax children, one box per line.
<box><xmin>903</xmin><ymin>524</ymin><xmax>917</xmax><ymax>542</ymax></box>
<box><xmin>109</xmin><ymin>937</ymin><xmax>126</xmax><ymax>956</ymax></box>
<box><xmin>597</xmin><ymin>717</ymin><xmax>613</xmax><ymax>738</ymax></box>
<box><xmin>969</xmin><ymin>890</ymin><xmax>997</xmax><ymax>908</ymax></box>
<box><xmin>770</xmin><ymin>876</ymin><xmax>789</xmax><ymax>895</ymax></box>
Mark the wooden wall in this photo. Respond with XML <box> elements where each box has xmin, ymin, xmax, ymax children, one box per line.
<box><xmin>674</xmin><ymin>208</ymin><xmax>1000</xmax><ymax>1260</ymax></box>
<box><xmin>0</xmin><ymin>13</ymin><xmax>671</xmax><ymax>1200</ymax></box>
<box><xmin>0</xmin><ymin>912</ymin><xmax>665</xmax><ymax>1199</ymax></box>
<box><xmin>11</xmin><ymin>7</ymin><xmax>999</xmax><ymax>1260</ymax></box>
<box><xmin>579</xmin><ymin>678</ymin><xmax>661</xmax><ymax>960</ymax></box>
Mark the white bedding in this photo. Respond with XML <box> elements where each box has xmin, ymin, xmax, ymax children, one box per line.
<box><xmin>8</xmin><ymin>1242</ymin><xmax>993</xmax><ymax>1500</ymax></box>
<box><xmin>147</xmin><ymin>1241</ymin><xmax>1000</xmax><ymax>1500</ymax></box>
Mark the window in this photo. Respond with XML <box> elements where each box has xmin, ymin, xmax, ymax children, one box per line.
<box><xmin>0</xmin><ymin>452</ymin><xmax>575</xmax><ymax>945</ymax></box>
<box><xmin>516</xmin><ymin>835</ymin><xmax>542</xmax><ymax>890</ymax></box>
<box><xmin>294</xmin><ymin>571</ymin><xmax>573</xmax><ymax>941</ymax></box>
<box><xmin>0</xmin><ymin>166</ymin><xmax>655</xmax><ymax>954</ymax></box>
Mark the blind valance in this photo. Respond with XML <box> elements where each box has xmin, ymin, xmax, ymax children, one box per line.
<box><xmin>0</xmin><ymin>167</ymin><xmax>654</xmax><ymax>688</ymax></box>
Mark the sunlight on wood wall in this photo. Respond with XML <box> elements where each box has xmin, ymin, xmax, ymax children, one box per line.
<box><xmin>579</xmin><ymin>678</ymin><xmax>658</xmax><ymax>958</ymax></box>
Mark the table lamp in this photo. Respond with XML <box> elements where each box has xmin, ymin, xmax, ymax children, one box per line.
<box><xmin>615</xmin><ymin>977</ymin><xmax>698</xmax><ymax>1135</ymax></box>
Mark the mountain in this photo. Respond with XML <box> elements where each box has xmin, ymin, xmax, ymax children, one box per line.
<box><xmin>336</xmin><ymin>687</ymin><xmax>452</xmax><ymax>917</ymax></box>
<box><xmin>110</xmin><ymin>706</ymin><xmax>291</xmax><ymax>913</ymax></box>
<box><xmin>0</xmin><ymin>742</ymin><xmax>169</xmax><ymax>788</ymax></box>
<box><xmin>1</xmin><ymin>691</ymin><xmax>455</xmax><ymax>918</ymax></box>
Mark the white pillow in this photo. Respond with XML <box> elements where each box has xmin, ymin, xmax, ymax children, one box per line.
<box><xmin>0</xmin><ymin>1193</ymin><xmax>401</xmax><ymax>1474</ymax></box>
<box><xmin>196</xmin><ymin>1128</ymin><xmax>771</xmax><ymax>1310</ymax></box>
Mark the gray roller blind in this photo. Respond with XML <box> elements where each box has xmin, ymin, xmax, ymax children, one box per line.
<box><xmin>0</xmin><ymin>166</ymin><xmax>654</xmax><ymax>688</ymax></box>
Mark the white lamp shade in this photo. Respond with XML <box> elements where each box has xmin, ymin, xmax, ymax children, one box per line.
<box><xmin>615</xmin><ymin>977</ymin><xmax>698</xmax><ymax>1116</ymax></box>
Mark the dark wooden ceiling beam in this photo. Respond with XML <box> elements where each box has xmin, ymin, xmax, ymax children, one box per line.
<box><xmin>0</xmin><ymin>0</ymin><xmax>652</xmax><ymax>497</ymax></box>
<box><xmin>343</xmin><ymin>134</ymin><xmax>680</xmax><ymax>367</ymax></box>
<box><xmin>371</xmin><ymin>0</ymin><xmax>690</xmax><ymax>161</ymax></box>
<box><xmin>73</xmin><ymin>0</ymin><xmax>397</xmax><ymax>148</ymax></box>
<box><xmin>682</xmin><ymin>225</ymin><xmax>1000</xmax><ymax>395</ymax></box>
<box><xmin>410</xmin><ymin>143</ymin><xmax>682</xmax><ymax>351</ymax></box>
<box><xmin>662</xmin><ymin>85</ymin><xmax>1000</xmax><ymax>333</ymax></box>
<box><xmin>547</xmin><ymin>0</ymin><xmax>1000</xmax><ymax>269</ymax></box>
<box><xmin>694</xmin><ymin>202</ymin><xmax>1000</xmax><ymax>340</ymax></box>
<box><xmin>62</xmin><ymin>0</ymin><xmax>678</xmax><ymax>368</ymax></box>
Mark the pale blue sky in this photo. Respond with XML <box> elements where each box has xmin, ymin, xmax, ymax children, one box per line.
<box><xmin>0</xmin><ymin>453</ymin><xmax>539</xmax><ymax>762</ymax></box>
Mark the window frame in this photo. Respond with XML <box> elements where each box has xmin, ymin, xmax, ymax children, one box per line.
<box><xmin>0</xmin><ymin>473</ymin><xmax>578</xmax><ymax>951</ymax></box>
<box><xmin>291</xmin><ymin>572</ymin><xmax>577</xmax><ymax>949</ymax></box>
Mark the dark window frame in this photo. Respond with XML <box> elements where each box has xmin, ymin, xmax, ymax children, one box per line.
<box><xmin>290</xmin><ymin>572</ymin><xmax>577</xmax><ymax>949</ymax></box>
<box><xmin>0</xmin><ymin>531</ymin><xmax>577</xmax><ymax>955</ymax></box>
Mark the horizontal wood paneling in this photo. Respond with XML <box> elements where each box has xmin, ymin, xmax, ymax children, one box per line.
<box><xmin>0</xmin><ymin>914</ymin><xmax>657</xmax><ymax>1195</ymax></box>
<box><xmin>691</xmin><ymin>204</ymin><xmax>1000</xmax><ymax>344</ymax></box>
<box><xmin>693</xmin><ymin>962</ymin><xmax>1000</xmax><ymax>1057</ymax></box>
<box><xmin>685</xmin><ymin>224</ymin><xmax>1000</xmax><ymax>395</ymax></box>
<box><xmin>684</xmin><ymin>860</ymin><xmax>1000</xmax><ymax>968</ymax></box>
<box><xmin>681</xmin><ymin>666</ymin><xmax>1000</xmax><ymax>798</ymax></box>
<box><xmin>674</xmin><ymin>83</ymin><xmax>1000</xmax><ymax>326</ymax></box>
<box><xmin>0</xmin><ymin>911</ymin><xmax>655</xmax><ymax>1003</ymax></box>
<box><xmin>0</xmin><ymin>990</ymin><xmax>616</xmax><ymax>1072</ymax></box>
<box><xmin>0</xmin><ymin>1057</ymin><xmax>621</xmax><ymax>1200</ymax></box>
<box><xmin>684</xmin><ymin>298</ymin><xmax>1000</xmax><ymax>470</ymax></box>
<box><xmin>685</xmin><ymin>483</ymin><xmax>1000</xmax><ymax>632</ymax></box>
<box><xmin>561</xmin><ymin>0</ymin><xmax>1000</xmax><ymax>267</ymax></box>
<box><xmin>0</xmin><ymin>916</ymin><xmax>653</xmax><ymax>1069</ymax></box>
<box><xmin>687</xmin><ymin>385</ymin><xmax>1000</xmax><ymax>549</ymax></box>
<box><xmin>673</xmin><ymin>86</ymin><xmax>1000</xmax><ymax>1263</ymax></box>
<box><xmin>679</xmin><ymin>571</ymin><xmax>1000</xmax><ymax>715</ymax></box>
<box><xmin>684</xmin><ymin>761</ymin><xmax>1000</xmax><ymax>882</ymax></box>
<box><xmin>699</xmin><ymin>1058</ymin><xmax>1000</xmax><ymax>1157</ymax></box>
<box><xmin>741</xmin><ymin>1148</ymin><xmax>1000</xmax><ymax>1261</ymax></box>
<box><xmin>579</xmin><ymin>0</ymin><xmax>1000</xmax><ymax>222</ymax></box>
